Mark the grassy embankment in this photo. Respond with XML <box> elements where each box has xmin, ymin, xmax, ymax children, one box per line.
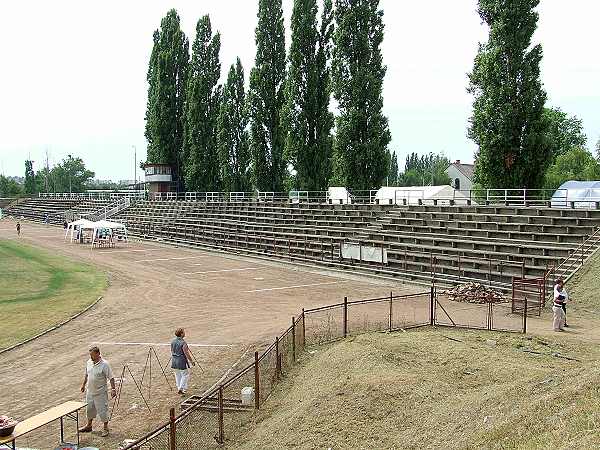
<box><xmin>229</xmin><ymin>253</ymin><xmax>600</xmax><ymax>449</ymax></box>
<box><xmin>0</xmin><ymin>239</ymin><xmax>107</xmax><ymax>350</ymax></box>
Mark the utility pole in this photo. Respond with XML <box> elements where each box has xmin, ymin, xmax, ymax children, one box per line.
<box><xmin>133</xmin><ymin>145</ymin><xmax>137</xmax><ymax>189</ymax></box>
<box><xmin>45</xmin><ymin>149</ymin><xmax>50</xmax><ymax>193</ymax></box>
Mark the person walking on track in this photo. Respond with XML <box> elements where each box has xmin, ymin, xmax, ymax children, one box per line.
<box><xmin>79</xmin><ymin>346</ymin><xmax>116</xmax><ymax>437</ymax></box>
<box><xmin>16</xmin><ymin>222</ymin><xmax>20</xmax><ymax>237</ymax></box>
<box><xmin>171</xmin><ymin>328</ymin><xmax>196</xmax><ymax>395</ymax></box>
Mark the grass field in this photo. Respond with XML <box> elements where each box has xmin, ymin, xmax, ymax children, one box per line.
<box><xmin>0</xmin><ymin>239</ymin><xmax>107</xmax><ymax>350</ymax></box>
<box><xmin>229</xmin><ymin>253</ymin><xmax>600</xmax><ymax>450</ymax></box>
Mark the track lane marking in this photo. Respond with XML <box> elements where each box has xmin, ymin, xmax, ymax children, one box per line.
<box><xmin>183</xmin><ymin>267</ymin><xmax>262</xmax><ymax>275</ymax></box>
<box><xmin>245</xmin><ymin>280</ymin><xmax>347</xmax><ymax>293</ymax></box>
<box><xmin>135</xmin><ymin>255</ymin><xmax>209</xmax><ymax>263</ymax></box>
<box><xmin>93</xmin><ymin>341</ymin><xmax>234</xmax><ymax>348</ymax></box>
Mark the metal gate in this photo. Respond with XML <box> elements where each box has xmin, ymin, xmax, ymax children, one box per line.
<box><xmin>512</xmin><ymin>277</ymin><xmax>545</xmax><ymax>316</ymax></box>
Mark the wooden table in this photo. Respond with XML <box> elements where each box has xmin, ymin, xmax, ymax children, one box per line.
<box><xmin>0</xmin><ymin>400</ymin><xmax>87</xmax><ymax>449</ymax></box>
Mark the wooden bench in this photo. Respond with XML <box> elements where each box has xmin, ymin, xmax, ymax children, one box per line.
<box><xmin>0</xmin><ymin>400</ymin><xmax>87</xmax><ymax>450</ymax></box>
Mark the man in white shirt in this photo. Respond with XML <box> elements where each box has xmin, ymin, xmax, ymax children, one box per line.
<box><xmin>78</xmin><ymin>346</ymin><xmax>117</xmax><ymax>437</ymax></box>
<box><xmin>553</xmin><ymin>279</ymin><xmax>568</xmax><ymax>331</ymax></box>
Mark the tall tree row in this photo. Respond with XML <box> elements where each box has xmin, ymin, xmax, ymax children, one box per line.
<box><xmin>218</xmin><ymin>59</ymin><xmax>251</xmax><ymax>192</ymax></box>
<box><xmin>248</xmin><ymin>0</ymin><xmax>287</xmax><ymax>191</ymax></box>
<box><xmin>183</xmin><ymin>15</ymin><xmax>222</xmax><ymax>191</ymax></box>
<box><xmin>468</xmin><ymin>0</ymin><xmax>549</xmax><ymax>189</ymax></box>
<box><xmin>332</xmin><ymin>0</ymin><xmax>391</xmax><ymax>191</ymax></box>
<box><xmin>145</xmin><ymin>10</ymin><xmax>189</xmax><ymax>189</ymax></box>
<box><xmin>282</xmin><ymin>0</ymin><xmax>334</xmax><ymax>191</ymax></box>
<box><xmin>24</xmin><ymin>160</ymin><xmax>36</xmax><ymax>195</ymax></box>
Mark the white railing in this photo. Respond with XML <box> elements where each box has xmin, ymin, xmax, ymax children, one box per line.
<box><xmin>39</xmin><ymin>190</ymin><xmax>146</xmax><ymax>200</ymax></box>
<box><xmin>35</xmin><ymin>188</ymin><xmax>600</xmax><ymax>209</ymax></box>
<box><xmin>85</xmin><ymin>197</ymin><xmax>132</xmax><ymax>221</ymax></box>
<box><xmin>289</xmin><ymin>191</ymin><xmax>309</xmax><ymax>204</ymax></box>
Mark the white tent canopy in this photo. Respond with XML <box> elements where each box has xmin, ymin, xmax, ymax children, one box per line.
<box><xmin>551</xmin><ymin>181</ymin><xmax>600</xmax><ymax>209</ymax></box>
<box><xmin>66</xmin><ymin>219</ymin><xmax>128</xmax><ymax>247</ymax></box>
<box><xmin>375</xmin><ymin>185</ymin><xmax>472</xmax><ymax>205</ymax></box>
<box><xmin>65</xmin><ymin>219</ymin><xmax>95</xmax><ymax>242</ymax></box>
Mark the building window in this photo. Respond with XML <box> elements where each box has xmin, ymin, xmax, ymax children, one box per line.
<box><xmin>454</xmin><ymin>178</ymin><xmax>460</xmax><ymax>190</ymax></box>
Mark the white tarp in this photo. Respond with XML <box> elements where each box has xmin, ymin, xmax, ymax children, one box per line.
<box><xmin>327</xmin><ymin>187</ymin><xmax>351</xmax><ymax>204</ymax></box>
<box><xmin>551</xmin><ymin>181</ymin><xmax>600</xmax><ymax>209</ymax></box>
<box><xmin>374</xmin><ymin>185</ymin><xmax>471</xmax><ymax>205</ymax></box>
<box><xmin>341</xmin><ymin>243</ymin><xmax>387</xmax><ymax>264</ymax></box>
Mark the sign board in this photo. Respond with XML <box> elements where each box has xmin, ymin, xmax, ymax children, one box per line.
<box><xmin>341</xmin><ymin>243</ymin><xmax>387</xmax><ymax>264</ymax></box>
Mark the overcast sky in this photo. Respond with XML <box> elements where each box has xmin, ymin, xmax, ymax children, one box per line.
<box><xmin>0</xmin><ymin>1</ymin><xmax>598</xmax><ymax>181</ymax></box>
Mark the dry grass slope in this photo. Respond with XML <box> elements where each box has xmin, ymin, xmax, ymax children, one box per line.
<box><xmin>229</xmin><ymin>253</ymin><xmax>600</xmax><ymax>450</ymax></box>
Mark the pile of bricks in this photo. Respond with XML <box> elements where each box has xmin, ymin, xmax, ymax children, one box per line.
<box><xmin>444</xmin><ymin>282</ymin><xmax>507</xmax><ymax>304</ymax></box>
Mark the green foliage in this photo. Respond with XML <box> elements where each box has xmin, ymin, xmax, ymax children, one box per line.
<box><xmin>249</xmin><ymin>0</ymin><xmax>287</xmax><ymax>191</ymax></box>
<box><xmin>387</xmin><ymin>151</ymin><xmax>398</xmax><ymax>186</ymax></box>
<box><xmin>218</xmin><ymin>59</ymin><xmax>251</xmax><ymax>192</ymax></box>
<box><xmin>24</xmin><ymin>160</ymin><xmax>36</xmax><ymax>195</ymax></box>
<box><xmin>329</xmin><ymin>138</ymin><xmax>346</xmax><ymax>186</ymax></box>
<box><xmin>183</xmin><ymin>15</ymin><xmax>222</xmax><ymax>192</ymax></box>
<box><xmin>34</xmin><ymin>167</ymin><xmax>50</xmax><ymax>194</ymax></box>
<box><xmin>332</xmin><ymin>0</ymin><xmax>391</xmax><ymax>191</ymax></box>
<box><xmin>52</xmin><ymin>155</ymin><xmax>95</xmax><ymax>193</ymax></box>
<box><xmin>399</xmin><ymin>152</ymin><xmax>451</xmax><ymax>186</ymax></box>
<box><xmin>544</xmin><ymin>147</ymin><xmax>600</xmax><ymax>191</ymax></box>
<box><xmin>282</xmin><ymin>0</ymin><xmax>334</xmax><ymax>191</ymax></box>
<box><xmin>0</xmin><ymin>176</ymin><xmax>23</xmax><ymax>197</ymax></box>
<box><xmin>32</xmin><ymin>156</ymin><xmax>94</xmax><ymax>193</ymax></box>
<box><xmin>595</xmin><ymin>139</ymin><xmax>600</xmax><ymax>161</ymax></box>
<box><xmin>145</xmin><ymin>9</ymin><xmax>189</xmax><ymax>188</ymax></box>
<box><xmin>543</xmin><ymin>107</ymin><xmax>587</xmax><ymax>158</ymax></box>
<box><xmin>468</xmin><ymin>0</ymin><xmax>549</xmax><ymax>189</ymax></box>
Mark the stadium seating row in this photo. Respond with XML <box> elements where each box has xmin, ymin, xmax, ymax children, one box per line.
<box><xmin>6</xmin><ymin>197</ymin><xmax>600</xmax><ymax>289</ymax></box>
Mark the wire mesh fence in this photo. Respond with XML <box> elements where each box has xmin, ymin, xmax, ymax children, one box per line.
<box><xmin>347</xmin><ymin>297</ymin><xmax>390</xmax><ymax>335</ymax></box>
<box><xmin>392</xmin><ymin>292</ymin><xmax>432</xmax><ymax>329</ymax></box>
<box><xmin>256</xmin><ymin>342</ymin><xmax>277</xmax><ymax>405</ymax></box>
<box><xmin>303</xmin><ymin>303</ymin><xmax>345</xmax><ymax>345</ymax></box>
<box><xmin>175</xmin><ymin>398</ymin><xmax>220</xmax><ymax>449</ymax></box>
<box><xmin>123</xmin><ymin>288</ymin><xmax>526</xmax><ymax>449</ymax></box>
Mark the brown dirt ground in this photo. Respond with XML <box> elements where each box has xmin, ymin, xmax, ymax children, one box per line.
<box><xmin>2</xmin><ymin>219</ymin><xmax>597</xmax><ymax>449</ymax></box>
<box><xmin>0</xmin><ymin>219</ymin><xmax>423</xmax><ymax>449</ymax></box>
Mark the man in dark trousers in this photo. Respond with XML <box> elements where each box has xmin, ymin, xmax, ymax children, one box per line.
<box><xmin>16</xmin><ymin>222</ymin><xmax>20</xmax><ymax>237</ymax></box>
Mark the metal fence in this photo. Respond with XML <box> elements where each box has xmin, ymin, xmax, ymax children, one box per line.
<box><xmin>35</xmin><ymin>188</ymin><xmax>600</xmax><ymax>208</ymax></box>
<box><xmin>122</xmin><ymin>288</ymin><xmax>525</xmax><ymax>449</ymax></box>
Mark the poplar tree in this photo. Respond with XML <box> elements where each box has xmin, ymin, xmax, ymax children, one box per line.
<box><xmin>218</xmin><ymin>59</ymin><xmax>250</xmax><ymax>192</ymax></box>
<box><xmin>388</xmin><ymin>151</ymin><xmax>398</xmax><ymax>186</ymax></box>
<box><xmin>283</xmin><ymin>0</ymin><xmax>334</xmax><ymax>191</ymax></box>
<box><xmin>332</xmin><ymin>0</ymin><xmax>391</xmax><ymax>191</ymax></box>
<box><xmin>24</xmin><ymin>160</ymin><xmax>36</xmax><ymax>195</ymax></box>
<box><xmin>145</xmin><ymin>10</ymin><xmax>189</xmax><ymax>188</ymax></box>
<box><xmin>248</xmin><ymin>0</ymin><xmax>287</xmax><ymax>191</ymax></box>
<box><xmin>468</xmin><ymin>0</ymin><xmax>549</xmax><ymax>189</ymax></box>
<box><xmin>183</xmin><ymin>15</ymin><xmax>222</xmax><ymax>192</ymax></box>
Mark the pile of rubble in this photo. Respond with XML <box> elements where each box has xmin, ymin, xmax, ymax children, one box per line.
<box><xmin>443</xmin><ymin>283</ymin><xmax>508</xmax><ymax>304</ymax></box>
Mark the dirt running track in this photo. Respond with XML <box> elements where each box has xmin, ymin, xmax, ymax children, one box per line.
<box><xmin>0</xmin><ymin>219</ymin><xmax>421</xmax><ymax>448</ymax></box>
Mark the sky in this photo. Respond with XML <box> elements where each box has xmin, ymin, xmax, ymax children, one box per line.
<box><xmin>0</xmin><ymin>0</ymin><xmax>598</xmax><ymax>181</ymax></box>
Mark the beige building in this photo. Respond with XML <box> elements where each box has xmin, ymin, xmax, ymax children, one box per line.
<box><xmin>446</xmin><ymin>160</ymin><xmax>474</xmax><ymax>192</ymax></box>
